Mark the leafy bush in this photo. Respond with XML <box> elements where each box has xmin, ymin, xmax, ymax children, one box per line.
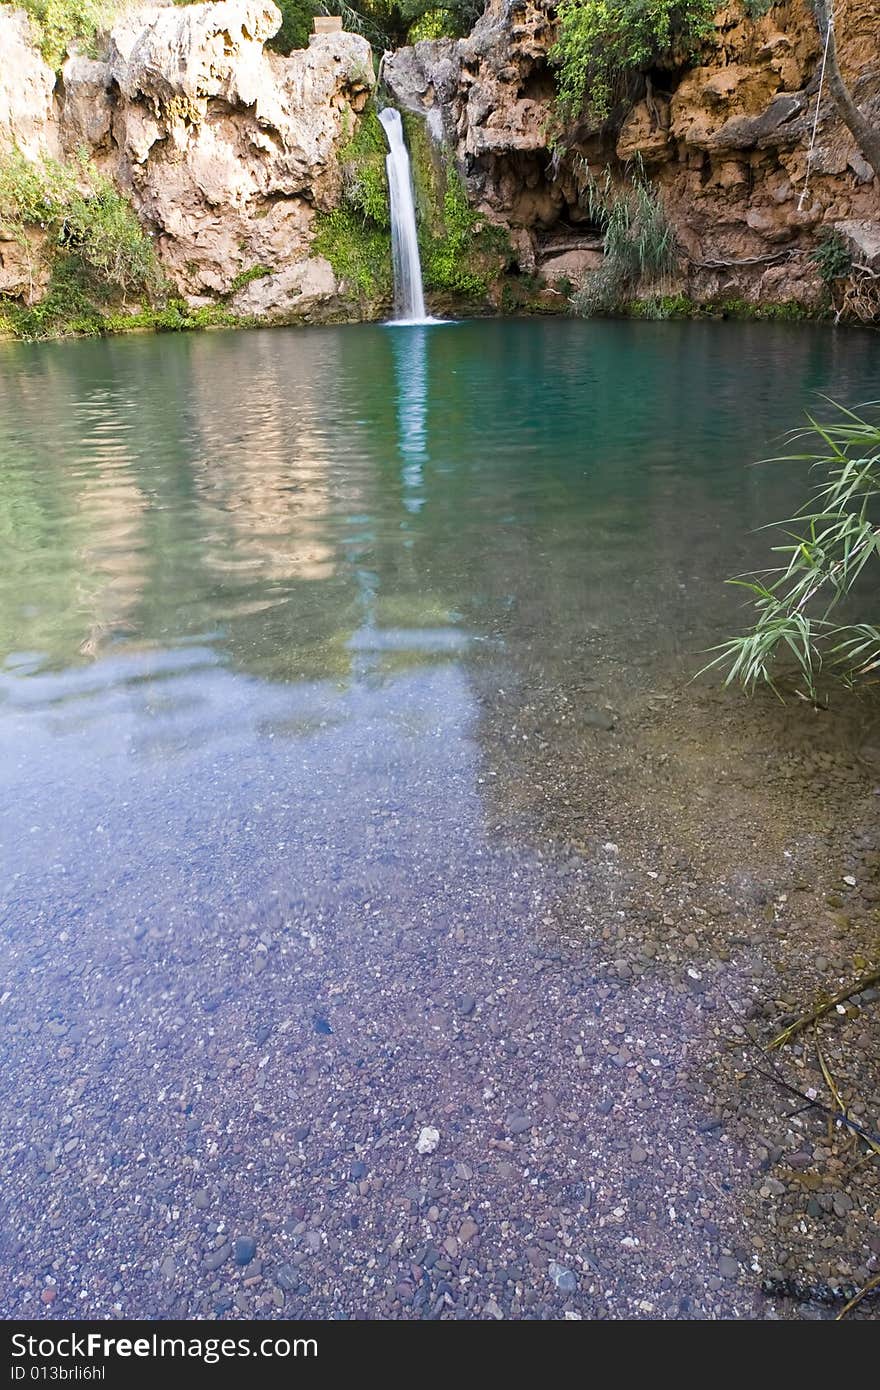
<box><xmin>551</xmin><ymin>0</ymin><xmax>715</xmax><ymax>122</ymax></box>
<box><xmin>267</xmin><ymin>0</ymin><xmax>320</xmax><ymax>53</ymax></box>
<box><xmin>0</xmin><ymin>147</ymin><xmax>162</xmax><ymax>337</ymax></box>
<box><xmin>707</xmin><ymin>407</ymin><xmax>880</xmax><ymax>701</ymax></box>
<box><xmin>572</xmin><ymin>159</ymin><xmax>676</xmax><ymax>315</ymax></box>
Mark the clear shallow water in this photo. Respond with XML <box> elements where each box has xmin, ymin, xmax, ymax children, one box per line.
<box><xmin>1</xmin><ymin>319</ymin><xmax>879</xmax><ymax>1319</ymax></box>
<box><xmin>1</xmin><ymin>316</ymin><xmax>878</xmax><ymax>941</ymax></box>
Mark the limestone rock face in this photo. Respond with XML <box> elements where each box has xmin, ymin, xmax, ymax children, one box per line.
<box><xmin>0</xmin><ymin>8</ymin><xmax>59</xmax><ymax>160</ymax></box>
<box><xmin>4</xmin><ymin>1</ymin><xmax>376</xmax><ymax>321</ymax></box>
<box><xmin>384</xmin><ymin>0</ymin><xmax>880</xmax><ymax>309</ymax></box>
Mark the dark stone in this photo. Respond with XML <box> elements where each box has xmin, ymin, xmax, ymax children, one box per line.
<box><xmin>234</xmin><ymin>1236</ymin><xmax>257</xmax><ymax>1266</ymax></box>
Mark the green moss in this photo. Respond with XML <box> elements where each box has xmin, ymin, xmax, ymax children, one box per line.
<box><xmin>228</xmin><ymin>263</ymin><xmax>272</xmax><ymax>295</ymax></box>
<box><xmin>339</xmin><ymin>106</ymin><xmax>391</xmax><ymax>230</ymax></box>
<box><xmin>312</xmin><ymin>208</ymin><xmax>392</xmax><ymax>306</ymax></box>
<box><xmin>707</xmin><ymin>297</ymin><xmax>822</xmax><ymax>323</ymax></box>
<box><xmin>310</xmin><ymin>103</ymin><xmax>393</xmax><ymax>311</ymax></box>
<box><xmin>626</xmin><ymin>292</ymin><xmax>694</xmax><ymax>319</ymax></box>
<box><xmin>403</xmin><ymin>113</ymin><xmax>511</xmax><ymax>302</ymax></box>
<box><xmin>620</xmin><ymin>293</ymin><xmax>827</xmax><ymax>323</ymax></box>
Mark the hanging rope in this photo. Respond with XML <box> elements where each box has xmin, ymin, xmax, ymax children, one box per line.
<box><xmin>798</xmin><ymin>3</ymin><xmax>834</xmax><ymax>210</ymax></box>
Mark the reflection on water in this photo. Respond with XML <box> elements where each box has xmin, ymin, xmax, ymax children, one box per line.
<box><xmin>392</xmin><ymin>324</ymin><xmax>428</xmax><ymax>512</ymax></box>
<box><xmin>1</xmin><ymin>317</ymin><xmax>879</xmax><ymax>913</ymax></box>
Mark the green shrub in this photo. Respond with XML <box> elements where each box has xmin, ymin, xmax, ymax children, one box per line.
<box><xmin>707</xmin><ymin>407</ymin><xmax>880</xmax><ymax>701</ymax></box>
<box><xmin>551</xmin><ymin>0</ymin><xmax>715</xmax><ymax>122</ymax></box>
<box><xmin>0</xmin><ymin>149</ymin><xmax>160</xmax><ymax>298</ymax></box>
<box><xmin>266</xmin><ymin>0</ymin><xmax>319</xmax><ymax>53</ymax></box>
<box><xmin>0</xmin><ymin>147</ymin><xmax>162</xmax><ymax>338</ymax></box>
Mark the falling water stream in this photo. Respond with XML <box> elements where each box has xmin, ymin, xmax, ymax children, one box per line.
<box><xmin>378</xmin><ymin>107</ymin><xmax>431</xmax><ymax>325</ymax></box>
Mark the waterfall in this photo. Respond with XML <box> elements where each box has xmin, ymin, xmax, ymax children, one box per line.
<box><xmin>379</xmin><ymin>108</ymin><xmax>430</xmax><ymax>325</ymax></box>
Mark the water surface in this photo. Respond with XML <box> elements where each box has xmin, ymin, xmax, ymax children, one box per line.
<box><xmin>1</xmin><ymin>319</ymin><xmax>878</xmax><ymax>1320</ymax></box>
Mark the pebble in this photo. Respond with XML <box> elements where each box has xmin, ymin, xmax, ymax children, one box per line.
<box><xmin>506</xmin><ymin>1114</ymin><xmax>533</xmax><ymax>1135</ymax></box>
<box><xmin>416</xmin><ymin>1127</ymin><xmax>440</xmax><ymax>1155</ymax></box>
<box><xmin>234</xmin><ymin>1237</ymin><xmax>257</xmax><ymax>1266</ymax></box>
<box><xmin>548</xmin><ymin>1261</ymin><xmax>577</xmax><ymax>1294</ymax></box>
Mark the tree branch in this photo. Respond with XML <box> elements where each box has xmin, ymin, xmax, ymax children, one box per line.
<box><xmin>814</xmin><ymin>0</ymin><xmax>880</xmax><ymax>178</ymax></box>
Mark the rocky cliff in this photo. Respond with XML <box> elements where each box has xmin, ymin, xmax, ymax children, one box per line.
<box><xmin>0</xmin><ymin>1</ymin><xmax>375</xmax><ymax>324</ymax></box>
<box><xmin>384</xmin><ymin>0</ymin><xmax>880</xmax><ymax>315</ymax></box>
<box><xmin>1</xmin><ymin>0</ymin><xmax>878</xmax><ymax>331</ymax></box>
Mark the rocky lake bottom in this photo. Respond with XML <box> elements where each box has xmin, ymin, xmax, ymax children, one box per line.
<box><xmin>0</xmin><ymin>318</ymin><xmax>878</xmax><ymax>1319</ymax></box>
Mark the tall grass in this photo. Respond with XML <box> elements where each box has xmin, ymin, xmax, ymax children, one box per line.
<box><xmin>572</xmin><ymin>158</ymin><xmax>676</xmax><ymax>316</ymax></box>
<box><xmin>706</xmin><ymin>406</ymin><xmax>880</xmax><ymax>701</ymax></box>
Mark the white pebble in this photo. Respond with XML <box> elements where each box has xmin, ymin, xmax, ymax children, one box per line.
<box><xmin>416</xmin><ymin>1126</ymin><xmax>440</xmax><ymax>1155</ymax></box>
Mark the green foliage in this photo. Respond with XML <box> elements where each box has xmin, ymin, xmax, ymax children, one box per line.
<box><xmin>228</xmin><ymin>264</ymin><xmax>272</xmax><ymax>294</ymax></box>
<box><xmin>266</xmin><ymin>0</ymin><xmax>319</xmax><ymax>54</ymax></box>
<box><xmin>312</xmin><ymin>207</ymin><xmax>392</xmax><ymax>303</ymax></box>
<box><xmin>397</xmin><ymin>0</ymin><xmax>482</xmax><ymax>40</ymax></box>
<box><xmin>811</xmin><ymin>228</ymin><xmax>853</xmax><ymax>287</ymax></box>
<box><xmin>572</xmin><ymin>160</ymin><xmax>676</xmax><ymax>317</ymax></box>
<box><xmin>0</xmin><ymin>147</ymin><xmax>162</xmax><ymax>339</ymax></box>
<box><xmin>406</xmin><ymin>7</ymin><xmax>461</xmax><ymax>40</ymax></box>
<box><xmin>340</xmin><ymin>106</ymin><xmax>391</xmax><ymax>228</ymax></box>
<box><xmin>4</xmin><ymin>0</ymin><xmax>126</xmax><ymax>68</ymax></box>
<box><xmin>402</xmin><ymin>112</ymin><xmax>509</xmax><ymax>300</ymax></box>
<box><xmin>742</xmin><ymin>0</ymin><xmax>774</xmax><ymax>17</ymax></box>
<box><xmin>626</xmin><ymin>291</ymin><xmax>694</xmax><ymax>318</ymax></box>
<box><xmin>0</xmin><ymin>286</ymin><xmax>246</xmax><ymax>340</ymax></box>
<box><xmin>551</xmin><ymin>0</ymin><xmax>715</xmax><ymax>122</ymax></box>
<box><xmin>311</xmin><ymin>103</ymin><xmax>393</xmax><ymax>305</ymax></box>
<box><xmin>421</xmin><ymin>180</ymin><xmax>492</xmax><ymax>298</ymax></box>
<box><xmin>706</xmin><ymin>407</ymin><xmax>880</xmax><ymax>701</ymax></box>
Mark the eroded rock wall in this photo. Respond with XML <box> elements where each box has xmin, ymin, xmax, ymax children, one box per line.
<box><xmin>384</xmin><ymin>0</ymin><xmax>880</xmax><ymax>309</ymax></box>
<box><xmin>0</xmin><ymin>1</ymin><xmax>375</xmax><ymax>321</ymax></box>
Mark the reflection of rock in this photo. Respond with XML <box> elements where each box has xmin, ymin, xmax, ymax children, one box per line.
<box><xmin>384</xmin><ymin>0</ymin><xmax>880</xmax><ymax>311</ymax></box>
